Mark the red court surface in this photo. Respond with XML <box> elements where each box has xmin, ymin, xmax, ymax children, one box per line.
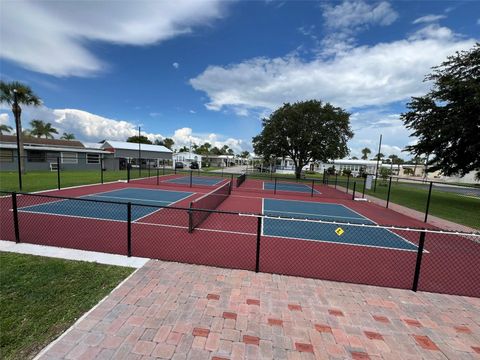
<box><xmin>1</xmin><ymin>176</ymin><xmax>479</xmax><ymax>297</ymax></box>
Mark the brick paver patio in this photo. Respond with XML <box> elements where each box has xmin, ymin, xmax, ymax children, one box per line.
<box><xmin>37</xmin><ymin>260</ymin><xmax>480</xmax><ymax>359</ymax></box>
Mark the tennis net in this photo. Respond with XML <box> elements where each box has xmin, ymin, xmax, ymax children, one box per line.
<box><xmin>236</xmin><ymin>173</ymin><xmax>246</xmax><ymax>187</ymax></box>
<box><xmin>189</xmin><ymin>181</ymin><xmax>231</xmax><ymax>231</ymax></box>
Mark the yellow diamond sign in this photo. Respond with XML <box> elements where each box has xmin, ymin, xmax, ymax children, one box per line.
<box><xmin>335</xmin><ymin>227</ymin><xmax>344</xmax><ymax>236</ymax></box>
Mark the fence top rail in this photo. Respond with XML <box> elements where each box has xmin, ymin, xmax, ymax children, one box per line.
<box><xmin>3</xmin><ymin>190</ymin><xmax>479</xmax><ymax>236</ymax></box>
<box><xmin>388</xmin><ymin>175</ymin><xmax>479</xmax><ymax>189</ymax></box>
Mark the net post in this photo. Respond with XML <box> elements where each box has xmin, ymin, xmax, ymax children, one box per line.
<box><xmin>12</xmin><ymin>192</ymin><xmax>20</xmax><ymax>243</ymax></box>
<box><xmin>346</xmin><ymin>174</ymin><xmax>350</xmax><ymax>193</ymax></box>
<box><xmin>188</xmin><ymin>205</ymin><xmax>193</xmax><ymax>233</ymax></box>
<box><xmin>352</xmin><ymin>181</ymin><xmax>356</xmax><ymax>200</ymax></box>
<box><xmin>311</xmin><ymin>179</ymin><xmax>314</xmax><ymax>197</ymax></box>
<box><xmin>362</xmin><ymin>175</ymin><xmax>367</xmax><ymax>198</ymax></box>
<box><xmin>412</xmin><ymin>230</ymin><xmax>426</xmax><ymax>291</ymax></box>
<box><xmin>156</xmin><ymin>167</ymin><xmax>159</xmax><ymax>185</ymax></box>
<box><xmin>56</xmin><ymin>156</ymin><xmax>61</xmax><ymax>189</ymax></box>
<box><xmin>274</xmin><ymin>177</ymin><xmax>277</xmax><ymax>194</ymax></box>
<box><xmin>127</xmin><ymin>162</ymin><xmax>131</xmax><ymax>183</ymax></box>
<box><xmin>322</xmin><ymin>169</ymin><xmax>326</xmax><ymax>184</ymax></box>
<box><xmin>190</xmin><ymin>170</ymin><xmax>193</xmax><ymax>188</ymax></box>
<box><xmin>335</xmin><ymin>173</ymin><xmax>338</xmax><ymax>189</ymax></box>
<box><xmin>255</xmin><ymin>216</ymin><xmax>262</xmax><ymax>273</ymax></box>
<box><xmin>386</xmin><ymin>176</ymin><xmax>392</xmax><ymax>208</ymax></box>
<box><xmin>100</xmin><ymin>156</ymin><xmax>104</xmax><ymax>184</ymax></box>
<box><xmin>127</xmin><ymin>202</ymin><xmax>132</xmax><ymax>257</ymax></box>
<box><xmin>424</xmin><ymin>181</ymin><xmax>433</xmax><ymax>223</ymax></box>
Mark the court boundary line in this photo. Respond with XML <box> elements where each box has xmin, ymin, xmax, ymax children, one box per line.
<box><xmin>262</xmin><ymin>181</ymin><xmax>321</xmax><ymax>194</ymax></box>
<box><xmin>264</xmin><ymin>209</ymin><xmax>366</xmax><ymax>222</ymax></box>
<box><xmin>261</xmin><ymin>198</ymin><xmax>419</xmax><ymax>252</ymax></box>
<box><xmin>162</xmin><ymin>176</ymin><xmax>224</xmax><ymax>187</ymax></box>
<box><xmin>132</xmin><ymin>191</ymin><xmax>196</xmax><ymax>223</ymax></box>
<box><xmin>338</xmin><ymin>203</ymin><xmax>422</xmax><ymax>251</ymax></box>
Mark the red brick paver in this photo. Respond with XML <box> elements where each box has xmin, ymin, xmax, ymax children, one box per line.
<box><xmin>36</xmin><ymin>260</ymin><xmax>480</xmax><ymax>360</ymax></box>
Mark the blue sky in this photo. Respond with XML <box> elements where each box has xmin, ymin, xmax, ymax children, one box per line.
<box><xmin>0</xmin><ymin>0</ymin><xmax>478</xmax><ymax>158</ymax></box>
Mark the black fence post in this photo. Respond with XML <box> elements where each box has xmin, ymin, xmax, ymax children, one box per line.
<box><xmin>127</xmin><ymin>202</ymin><xmax>132</xmax><ymax>257</ymax></box>
<box><xmin>189</xmin><ymin>170</ymin><xmax>193</xmax><ymax>188</ymax></box>
<box><xmin>222</xmin><ymin>167</ymin><xmax>224</xmax><ymax>178</ymax></box>
<box><xmin>148</xmin><ymin>162</ymin><xmax>151</xmax><ymax>178</ymax></box>
<box><xmin>311</xmin><ymin>179</ymin><xmax>315</xmax><ymax>197</ymax></box>
<box><xmin>255</xmin><ymin>216</ymin><xmax>262</xmax><ymax>273</ymax></box>
<box><xmin>12</xmin><ymin>192</ymin><xmax>20</xmax><ymax>243</ymax></box>
<box><xmin>322</xmin><ymin>169</ymin><xmax>326</xmax><ymax>184</ymax></box>
<box><xmin>335</xmin><ymin>173</ymin><xmax>338</xmax><ymax>189</ymax></box>
<box><xmin>412</xmin><ymin>231</ymin><xmax>426</xmax><ymax>291</ymax></box>
<box><xmin>127</xmin><ymin>163</ymin><xmax>131</xmax><ymax>183</ymax></box>
<box><xmin>188</xmin><ymin>207</ymin><xmax>193</xmax><ymax>233</ymax></box>
<box><xmin>57</xmin><ymin>157</ymin><xmax>61</xmax><ymax>190</ymax></box>
<box><xmin>352</xmin><ymin>181</ymin><xmax>356</xmax><ymax>200</ymax></box>
<box><xmin>424</xmin><ymin>182</ymin><xmax>433</xmax><ymax>223</ymax></box>
<box><xmin>274</xmin><ymin>177</ymin><xmax>277</xmax><ymax>194</ymax></box>
<box><xmin>362</xmin><ymin>176</ymin><xmax>367</xmax><ymax>198</ymax></box>
<box><xmin>346</xmin><ymin>174</ymin><xmax>350</xmax><ymax>193</ymax></box>
<box><xmin>100</xmin><ymin>157</ymin><xmax>104</xmax><ymax>184</ymax></box>
<box><xmin>163</xmin><ymin>161</ymin><xmax>165</xmax><ymax>175</ymax></box>
<box><xmin>386</xmin><ymin>176</ymin><xmax>392</xmax><ymax>208</ymax></box>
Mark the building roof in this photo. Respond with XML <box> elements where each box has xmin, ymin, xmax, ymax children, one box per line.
<box><xmin>0</xmin><ymin>143</ymin><xmax>110</xmax><ymax>154</ymax></box>
<box><xmin>0</xmin><ymin>134</ymin><xmax>85</xmax><ymax>148</ymax></box>
<box><xmin>102</xmin><ymin>140</ymin><xmax>172</xmax><ymax>153</ymax></box>
<box><xmin>173</xmin><ymin>151</ymin><xmax>202</xmax><ymax>157</ymax></box>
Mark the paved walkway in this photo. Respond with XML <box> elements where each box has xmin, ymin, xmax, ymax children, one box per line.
<box><xmin>37</xmin><ymin>260</ymin><xmax>480</xmax><ymax>360</ymax></box>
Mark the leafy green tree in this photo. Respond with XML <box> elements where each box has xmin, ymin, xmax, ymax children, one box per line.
<box><xmin>0</xmin><ymin>81</ymin><xmax>41</xmax><ymax>173</ymax></box>
<box><xmin>210</xmin><ymin>146</ymin><xmax>222</xmax><ymax>155</ymax></box>
<box><xmin>126</xmin><ymin>135</ymin><xmax>152</xmax><ymax>144</ymax></box>
<box><xmin>374</xmin><ymin>152</ymin><xmax>385</xmax><ymax>160</ymax></box>
<box><xmin>379</xmin><ymin>167</ymin><xmax>391</xmax><ymax>185</ymax></box>
<box><xmin>361</xmin><ymin>147</ymin><xmax>371</xmax><ymax>160</ymax></box>
<box><xmin>253</xmin><ymin>100</ymin><xmax>353</xmax><ymax>178</ymax></box>
<box><xmin>350</xmin><ymin>156</ymin><xmax>358</xmax><ymax>160</ymax></box>
<box><xmin>240</xmin><ymin>151</ymin><xmax>250</xmax><ymax>158</ymax></box>
<box><xmin>29</xmin><ymin>120</ymin><xmax>58</xmax><ymax>138</ymax></box>
<box><xmin>60</xmin><ymin>132</ymin><xmax>75</xmax><ymax>140</ymax></box>
<box><xmin>388</xmin><ymin>154</ymin><xmax>398</xmax><ymax>172</ymax></box>
<box><xmin>178</xmin><ymin>146</ymin><xmax>189</xmax><ymax>152</ymax></box>
<box><xmin>402</xmin><ymin>43</ymin><xmax>480</xmax><ymax>178</ymax></box>
<box><xmin>0</xmin><ymin>124</ymin><xmax>13</xmax><ymax>134</ymax></box>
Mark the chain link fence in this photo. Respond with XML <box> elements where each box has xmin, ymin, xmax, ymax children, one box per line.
<box><xmin>1</xmin><ymin>191</ymin><xmax>479</xmax><ymax>297</ymax></box>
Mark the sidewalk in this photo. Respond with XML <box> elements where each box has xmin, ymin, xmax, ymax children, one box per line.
<box><xmin>36</xmin><ymin>259</ymin><xmax>480</xmax><ymax>359</ymax></box>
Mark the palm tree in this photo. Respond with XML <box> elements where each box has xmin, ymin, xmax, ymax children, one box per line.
<box><xmin>0</xmin><ymin>81</ymin><xmax>41</xmax><ymax>174</ymax></box>
<box><xmin>61</xmin><ymin>132</ymin><xmax>75</xmax><ymax>140</ymax></box>
<box><xmin>0</xmin><ymin>124</ymin><xmax>13</xmax><ymax>135</ymax></box>
<box><xmin>30</xmin><ymin>119</ymin><xmax>58</xmax><ymax>139</ymax></box>
<box><xmin>388</xmin><ymin>154</ymin><xmax>399</xmax><ymax>173</ymax></box>
<box><xmin>361</xmin><ymin>147</ymin><xmax>371</xmax><ymax>160</ymax></box>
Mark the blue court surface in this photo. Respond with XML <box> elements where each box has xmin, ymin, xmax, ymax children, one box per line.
<box><xmin>17</xmin><ymin>188</ymin><xmax>194</xmax><ymax>222</ymax></box>
<box><xmin>164</xmin><ymin>176</ymin><xmax>223</xmax><ymax>186</ymax></box>
<box><xmin>262</xmin><ymin>199</ymin><xmax>417</xmax><ymax>251</ymax></box>
<box><xmin>263</xmin><ymin>181</ymin><xmax>320</xmax><ymax>194</ymax></box>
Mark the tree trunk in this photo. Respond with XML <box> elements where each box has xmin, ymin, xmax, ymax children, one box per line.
<box><xmin>295</xmin><ymin>165</ymin><xmax>302</xmax><ymax>179</ymax></box>
<box><xmin>12</xmin><ymin>104</ymin><xmax>25</xmax><ymax>174</ymax></box>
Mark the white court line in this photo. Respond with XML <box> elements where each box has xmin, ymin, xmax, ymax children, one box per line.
<box><xmin>83</xmin><ymin>194</ymin><xmax>172</xmax><ymax>205</ymax></box>
<box><xmin>132</xmin><ymin>191</ymin><xmax>195</xmax><ymax>223</ymax></box>
<box><xmin>338</xmin><ymin>203</ymin><xmax>422</xmax><ymax>251</ymax></box>
<box><xmin>262</xmin><ymin>198</ymin><xmax>419</xmax><ymax>251</ymax></box>
<box><xmin>265</xmin><ymin>209</ymin><xmax>366</xmax><ymax>222</ymax></box>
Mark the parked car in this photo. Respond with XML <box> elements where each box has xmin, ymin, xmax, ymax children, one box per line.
<box><xmin>190</xmin><ymin>161</ymin><xmax>199</xmax><ymax>170</ymax></box>
<box><xmin>175</xmin><ymin>162</ymin><xmax>185</xmax><ymax>169</ymax></box>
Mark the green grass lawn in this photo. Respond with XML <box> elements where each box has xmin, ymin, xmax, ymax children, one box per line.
<box><xmin>0</xmin><ymin>252</ymin><xmax>133</xmax><ymax>360</ymax></box>
<box><xmin>330</xmin><ymin>177</ymin><xmax>479</xmax><ymax>229</ymax></box>
<box><xmin>0</xmin><ymin>170</ymin><xmax>128</xmax><ymax>193</ymax></box>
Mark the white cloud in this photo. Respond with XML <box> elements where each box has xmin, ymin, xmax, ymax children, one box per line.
<box><xmin>0</xmin><ymin>113</ymin><xmax>10</xmax><ymax>126</ymax></box>
<box><xmin>322</xmin><ymin>1</ymin><xmax>398</xmax><ymax>30</ymax></box>
<box><xmin>5</xmin><ymin>105</ymin><xmax>249</xmax><ymax>152</ymax></box>
<box><xmin>171</xmin><ymin>127</ymin><xmax>248</xmax><ymax>153</ymax></box>
<box><xmin>190</xmin><ymin>25</ymin><xmax>475</xmax><ymax>112</ymax></box>
<box><xmin>189</xmin><ymin>110</ymin><xmax>196</xmax><ymax>114</ymax></box>
<box><xmin>0</xmin><ymin>1</ymin><xmax>226</xmax><ymax>77</ymax></box>
<box><xmin>413</xmin><ymin>14</ymin><xmax>447</xmax><ymax>24</ymax></box>
<box><xmin>173</xmin><ymin>62</ymin><xmax>180</xmax><ymax>69</ymax></box>
<box><xmin>319</xmin><ymin>1</ymin><xmax>398</xmax><ymax>56</ymax></box>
